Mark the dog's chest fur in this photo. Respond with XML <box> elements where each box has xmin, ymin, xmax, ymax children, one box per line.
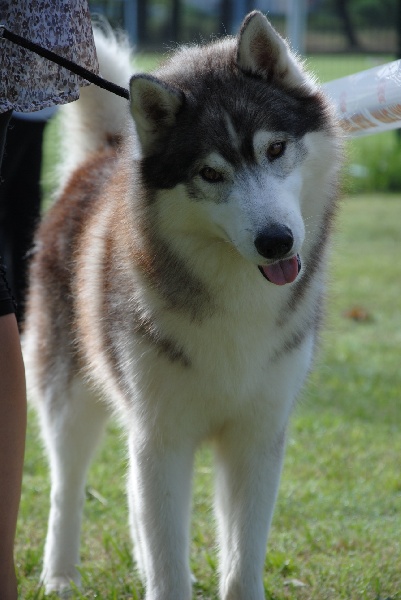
<box><xmin>52</xmin><ymin>157</ymin><xmax>319</xmax><ymax>433</ymax></box>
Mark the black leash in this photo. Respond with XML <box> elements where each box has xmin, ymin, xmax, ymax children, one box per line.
<box><xmin>0</xmin><ymin>25</ymin><xmax>130</xmax><ymax>101</ymax></box>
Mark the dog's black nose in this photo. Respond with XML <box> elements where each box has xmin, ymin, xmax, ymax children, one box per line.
<box><xmin>254</xmin><ymin>225</ymin><xmax>294</xmax><ymax>260</ymax></box>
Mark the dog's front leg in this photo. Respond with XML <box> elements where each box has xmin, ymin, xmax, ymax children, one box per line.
<box><xmin>214</xmin><ymin>416</ymin><xmax>288</xmax><ymax>600</ymax></box>
<box><xmin>127</xmin><ymin>431</ymin><xmax>194</xmax><ymax>600</ymax></box>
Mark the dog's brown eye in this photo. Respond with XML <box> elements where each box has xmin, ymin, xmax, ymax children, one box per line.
<box><xmin>200</xmin><ymin>166</ymin><xmax>224</xmax><ymax>183</ymax></box>
<box><xmin>267</xmin><ymin>141</ymin><xmax>286</xmax><ymax>161</ymax></box>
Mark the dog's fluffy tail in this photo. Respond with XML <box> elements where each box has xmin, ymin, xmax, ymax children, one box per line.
<box><xmin>58</xmin><ymin>25</ymin><xmax>134</xmax><ymax>187</ymax></box>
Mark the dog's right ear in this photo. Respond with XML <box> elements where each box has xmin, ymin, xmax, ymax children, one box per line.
<box><xmin>130</xmin><ymin>74</ymin><xmax>184</xmax><ymax>155</ymax></box>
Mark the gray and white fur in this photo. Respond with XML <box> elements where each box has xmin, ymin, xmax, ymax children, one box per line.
<box><xmin>23</xmin><ymin>11</ymin><xmax>342</xmax><ymax>600</ymax></box>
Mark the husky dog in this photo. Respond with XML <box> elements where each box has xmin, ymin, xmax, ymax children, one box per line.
<box><xmin>24</xmin><ymin>11</ymin><xmax>342</xmax><ymax>599</ymax></box>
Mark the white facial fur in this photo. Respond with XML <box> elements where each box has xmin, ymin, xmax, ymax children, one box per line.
<box><xmin>192</xmin><ymin>130</ymin><xmax>308</xmax><ymax>265</ymax></box>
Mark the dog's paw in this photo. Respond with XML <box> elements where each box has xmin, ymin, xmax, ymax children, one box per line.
<box><xmin>42</xmin><ymin>573</ymin><xmax>81</xmax><ymax>596</ymax></box>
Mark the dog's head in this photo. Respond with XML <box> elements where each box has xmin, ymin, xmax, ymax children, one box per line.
<box><xmin>129</xmin><ymin>11</ymin><xmax>341</xmax><ymax>286</ymax></box>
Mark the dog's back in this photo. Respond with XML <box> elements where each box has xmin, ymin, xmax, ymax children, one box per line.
<box><xmin>24</xmin><ymin>28</ymin><xmax>133</xmax><ymax>398</ymax></box>
<box><xmin>24</xmin><ymin>13</ymin><xmax>342</xmax><ymax>598</ymax></box>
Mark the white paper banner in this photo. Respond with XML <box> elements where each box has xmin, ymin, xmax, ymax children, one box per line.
<box><xmin>323</xmin><ymin>59</ymin><xmax>401</xmax><ymax>137</ymax></box>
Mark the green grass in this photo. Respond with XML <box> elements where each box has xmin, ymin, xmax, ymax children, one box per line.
<box><xmin>27</xmin><ymin>50</ymin><xmax>401</xmax><ymax>598</ymax></box>
<box><xmin>307</xmin><ymin>54</ymin><xmax>393</xmax><ymax>84</ymax></box>
<box><xmin>16</xmin><ymin>194</ymin><xmax>401</xmax><ymax>599</ymax></box>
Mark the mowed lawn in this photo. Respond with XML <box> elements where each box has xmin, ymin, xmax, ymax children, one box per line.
<box><xmin>16</xmin><ymin>192</ymin><xmax>401</xmax><ymax>599</ymax></box>
<box><xmin>15</xmin><ymin>49</ymin><xmax>401</xmax><ymax>599</ymax></box>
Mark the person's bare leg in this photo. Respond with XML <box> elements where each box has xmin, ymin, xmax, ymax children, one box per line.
<box><xmin>0</xmin><ymin>313</ymin><xmax>27</xmax><ymax>600</ymax></box>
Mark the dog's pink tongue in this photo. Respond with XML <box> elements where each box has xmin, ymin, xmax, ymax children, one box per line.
<box><xmin>261</xmin><ymin>256</ymin><xmax>300</xmax><ymax>286</ymax></box>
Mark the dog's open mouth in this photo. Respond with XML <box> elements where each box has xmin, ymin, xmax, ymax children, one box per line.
<box><xmin>258</xmin><ymin>254</ymin><xmax>301</xmax><ymax>286</ymax></box>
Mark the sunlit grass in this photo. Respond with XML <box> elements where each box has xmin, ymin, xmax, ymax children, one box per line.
<box><xmin>28</xmin><ymin>44</ymin><xmax>401</xmax><ymax>600</ymax></box>
<box><xmin>16</xmin><ymin>194</ymin><xmax>401</xmax><ymax>598</ymax></box>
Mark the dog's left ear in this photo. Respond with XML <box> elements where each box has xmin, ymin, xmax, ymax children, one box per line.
<box><xmin>237</xmin><ymin>11</ymin><xmax>315</xmax><ymax>93</ymax></box>
<box><xmin>130</xmin><ymin>74</ymin><xmax>185</xmax><ymax>154</ymax></box>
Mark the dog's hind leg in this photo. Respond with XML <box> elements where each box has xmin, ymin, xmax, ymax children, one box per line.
<box><xmin>37</xmin><ymin>377</ymin><xmax>110</xmax><ymax>593</ymax></box>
